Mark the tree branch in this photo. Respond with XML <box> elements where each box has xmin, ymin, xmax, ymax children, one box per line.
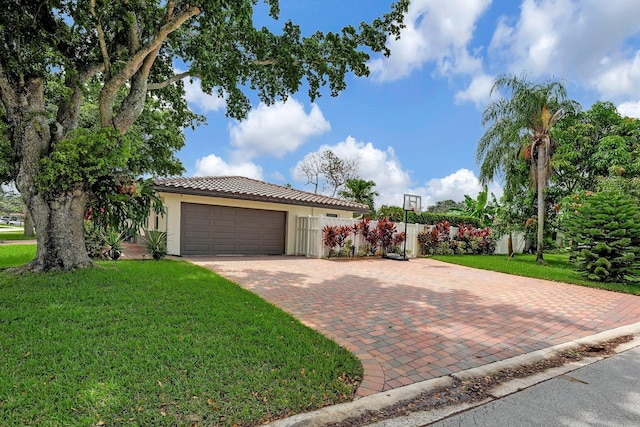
<box><xmin>148</xmin><ymin>71</ymin><xmax>198</xmax><ymax>90</ymax></box>
<box><xmin>99</xmin><ymin>5</ymin><xmax>201</xmax><ymax>129</ymax></box>
<box><xmin>113</xmin><ymin>45</ymin><xmax>162</xmax><ymax>132</ymax></box>
<box><xmin>90</xmin><ymin>0</ymin><xmax>111</xmax><ymax>77</ymax></box>
<box><xmin>125</xmin><ymin>4</ymin><xmax>140</xmax><ymax>53</ymax></box>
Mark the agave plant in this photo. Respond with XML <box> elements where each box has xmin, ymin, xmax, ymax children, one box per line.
<box><xmin>143</xmin><ymin>230</ymin><xmax>168</xmax><ymax>260</ymax></box>
<box><xmin>105</xmin><ymin>229</ymin><xmax>124</xmax><ymax>260</ymax></box>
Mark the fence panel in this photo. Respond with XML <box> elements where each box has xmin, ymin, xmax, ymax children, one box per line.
<box><xmin>296</xmin><ymin>216</ymin><xmax>425</xmax><ymax>258</ymax></box>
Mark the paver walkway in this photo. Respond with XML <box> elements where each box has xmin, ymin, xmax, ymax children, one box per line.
<box><xmin>187</xmin><ymin>256</ymin><xmax>640</xmax><ymax>397</ymax></box>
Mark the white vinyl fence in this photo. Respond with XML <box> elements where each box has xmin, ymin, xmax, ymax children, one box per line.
<box><xmin>295</xmin><ymin>216</ymin><xmax>525</xmax><ymax>258</ymax></box>
<box><xmin>295</xmin><ymin>216</ymin><xmax>425</xmax><ymax>258</ymax></box>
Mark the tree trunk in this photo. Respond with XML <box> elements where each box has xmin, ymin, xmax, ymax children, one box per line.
<box><xmin>9</xmin><ymin>76</ymin><xmax>92</xmax><ymax>272</ymax></box>
<box><xmin>19</xmin><ymin>189</ymin><xmax>93</xmax><ymax>272</ymax></box>
<box><xmin>536</xmin><ymin>140</ymin><xmax>547</xmax><ymax>264</ymax></box>
<box><xmin>23</xmin><ymin>209</ymin><xmax>35</xmax><ymax>237</ymax></box>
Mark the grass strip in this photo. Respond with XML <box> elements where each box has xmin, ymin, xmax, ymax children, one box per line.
<box><xmin>431</xmin><ymin>253</ymin><xmax>640</xmax><ymax>295</ymax></box>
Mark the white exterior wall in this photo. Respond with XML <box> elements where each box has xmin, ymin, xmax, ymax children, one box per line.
<box><xmin>159</xmin><ymin>192</ymin><xmax>356</xmax><ymax>256</ymax></box>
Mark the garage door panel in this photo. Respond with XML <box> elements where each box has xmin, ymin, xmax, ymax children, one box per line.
<box><xmin>181</xmin><ymin>203</ymin><xmax>285</xmax><ymax>255</ymax></box>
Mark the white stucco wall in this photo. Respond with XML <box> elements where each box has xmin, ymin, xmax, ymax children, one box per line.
<box><xmin>157</xmin><ymin>192</ymin><xmax>356</xmax><ymax>256</ymax></box>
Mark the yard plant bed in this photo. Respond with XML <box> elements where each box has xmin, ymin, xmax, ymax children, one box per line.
<box><xmin>0</xmin><ymin>251</ymin><xmax>362</xmax><ymax>426</ymax></box>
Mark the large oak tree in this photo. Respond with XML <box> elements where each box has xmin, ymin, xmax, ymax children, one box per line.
<box><xmin>0</xmin><ymin>0</ymin><xmax>408</xmax><ymax>271</ymax></box>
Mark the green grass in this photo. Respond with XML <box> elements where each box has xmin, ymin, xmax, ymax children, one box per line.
<box><xmin>0</xmin><ymin>245</ymin><xmax>362</xmax><ymax>426</ymax></box>
<box><xmin>0</xmin><ymin>229</ymin><xmax>35</xmax><ymax>241</ymax></box>
<box><xmin>431</xmin><ymin>253</ymin><xmax>640</xmax><ymax>295</ymax></box>
<box><xmin>0</xmin><ymin>244</ymin><xmax>37</xmax><ymax>268</ymax></box>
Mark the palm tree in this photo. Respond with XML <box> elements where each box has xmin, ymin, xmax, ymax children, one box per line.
<box><xmin>339</xmin><ymin>179</ymin><xmax>379</xmax><ymax>213</ymax></box>
<box><xmin>477</xmin><ymin>74</ymin><xmax>580</xmax><ymax>263</ymax></box>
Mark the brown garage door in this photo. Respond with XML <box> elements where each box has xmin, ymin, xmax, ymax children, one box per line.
<box><xmin>180</xmin><ymin>203</ymin><xmax>286</xmax><ymax>255</ymax></box>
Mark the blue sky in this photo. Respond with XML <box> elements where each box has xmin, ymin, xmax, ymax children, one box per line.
<box><xmin>177</xmin><ymin>0</ymin><xmax>640</xmax><ymax>209</ymax></box>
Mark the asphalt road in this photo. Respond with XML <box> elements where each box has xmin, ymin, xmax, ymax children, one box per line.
<box><xmin>419</xmin><ymin>345</ymin><xmax>640</xmax><ymax>427</ymax></box>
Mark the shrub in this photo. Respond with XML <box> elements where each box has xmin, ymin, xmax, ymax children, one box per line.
<box><xmin>84</xmin><ymin>220</ymin><xmax>108</xmax><ymax>259</ymax></box>
<box><xmin>376</xmin><ymin>217</ymin><xmax>397</xmax><ymax>255</ymax></box>
<box><xmin>454</xmin><ymin>224</ymin><xmax>496</xmax><ymax>255</ymax></box>
<box><xmin>322</xmin><ymin>225</ymin><xmax>339</xmax><ymax>256</ymax></box>
<box><xmin>564</xmin><ymin>191</ymin><xmax>640</xmax><ymax>283</ymax></box>
<box><xmin>417</xmin><ymin>220</ymin><xmax>451</xmax><ymax>255</ymax></box>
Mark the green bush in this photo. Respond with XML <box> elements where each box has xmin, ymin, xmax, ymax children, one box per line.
<box><xmin>564</xmin><ymin>191</ymin><xmax>640</xmax><ymax>283</ymax></box>
<box><xmin>83</xmin><ymin>220</ymin><xmax>107</xmax><ymax>259</ymax></box>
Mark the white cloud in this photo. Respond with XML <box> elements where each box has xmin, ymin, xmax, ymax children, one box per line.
<box><xmin>293</xmin><ymin>136</ymin><xmax>412</xmax><ymax>207</ymax></box>
<box><xmin>194</xmin><ymin>154</ymin><xmax>263</xmax><ymax>180</ymax></box>
<box><xmin>369</xmin><ymin>0</ymin><xmax>492</xmax><ymax>81</ymax></box>
<box><xmin>618</xmin><ymin>101</ymin><xmax>640</xmax><ymax>119</ymax></box>
<box><xmin>594</xmin><ymin>51</ymin><xmax>640</xmax><ymax>100</ymax></box>
<box><xmin>454</xmin><ymin>73</ymin><xmax>495</xmax><ymax>106</ymax></box>
<box><xmin>229</xmin><ymin>99</ymin><xmax>330</xmax><ymax>161</ymax></box>
<box><xmin>490</xmin><ymin>0</ymin><xmax>640</xmax><ymax>101</ymax></box>
<box><xmin>183</xmin><ymin>77</ymin><xmax>227</xmax><ymax>113</ymax></box>
<box><xmin>409</xmin><ymin>168</ymin><xmax>502</xmax><ymax>208</ymax></box>
<box><xmin>293</xmin><ymin>138</ymin><xmax>504</xmax><ymax>210</ymax></box>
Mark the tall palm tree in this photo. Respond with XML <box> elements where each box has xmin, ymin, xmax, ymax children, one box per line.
<box><xmin>339</xmin><ymin>179</ymin><xmax>379</xmax><ymax>213</ymax></box>
<box><xmin>477</xmin><ymin>74</ymin><xmax>580</xmax><ymax>263</ymax></box>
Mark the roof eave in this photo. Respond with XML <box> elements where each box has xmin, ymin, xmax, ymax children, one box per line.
<box><xmin>156</xmin><ymin>185</ymin><xmax>370</xmax><ymax>213</ymax></box>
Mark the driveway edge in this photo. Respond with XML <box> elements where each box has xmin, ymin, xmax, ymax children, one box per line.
<box><xmin>268</xmin><ymin>322</ymin><xmax>640</xmax><ymax>427</ymax></box>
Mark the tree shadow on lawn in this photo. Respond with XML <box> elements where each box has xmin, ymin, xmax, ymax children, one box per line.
<box><xmin>210</xmin><ymin>266</ymin><xmax>640</xmax><ymax>392</ymax></box>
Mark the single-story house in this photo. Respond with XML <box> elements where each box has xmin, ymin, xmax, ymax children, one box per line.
<box><xmin>151</xmin><ymin>176</ymin><xmax>369</xmax><ymax>256</ymax></box>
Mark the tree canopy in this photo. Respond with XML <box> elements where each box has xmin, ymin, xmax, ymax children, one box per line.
<box><xmin>0</xmin><ymin>0</ymin><xmax>409</xmax><ymax>271</ymax></box>
<box><xmin>339</xmin><ymin>178</ymin><xmax>379</xmax><ymax>213</ymax></box>
<box><xmin>296</xmin><ymin>150</ymin><xmax>359</xmax><ymax>196</ymax></box>
<box><xmin>477</xmin><ymin>74</ymin><xmax>579</xmax><ymax>263</ymax></box>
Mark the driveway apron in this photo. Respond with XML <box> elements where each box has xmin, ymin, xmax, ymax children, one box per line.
<box><xmin>187</xmin><ymin>256</ymin><xmax>640</xmax><ymax>397</ymax></box>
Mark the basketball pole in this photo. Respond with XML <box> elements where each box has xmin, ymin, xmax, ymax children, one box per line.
<box><xmin>403</xmin><ymin>209</ymin><xmax>408</xmax><ymax>260</ymax></box>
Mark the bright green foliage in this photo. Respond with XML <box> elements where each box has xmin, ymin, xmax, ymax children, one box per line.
<box><xmin>339</xmin><ymin>178</ymin><xmax>379</xmax><ymax>212</ymax></box>
<box><xmin>451</xmin><ymin>186</ymin><xmax>498</xmax><ymax>227</ymax></box>
<box><xmin>0</xmin><ymin>0</ymin><xmax>409</xmax><ymax>270</ymax></box>
<box><xmin>477</xmin><ymin>74</ymin><xmax>580</xmax><ymax>263</ymax></box>
<box><xmin>37</xmin><ymin>128</ymin><xmax>131</xmax><ymax>194</ymax></box>
<box><xmin>564</xmin><ymin>191</ymin><xmax>640</xmax><ymax>283</ymax></box>
<box><xmin>89</xmin><ymin>176</ymin><xmax>164</xmax><ymax>235</ymax></box>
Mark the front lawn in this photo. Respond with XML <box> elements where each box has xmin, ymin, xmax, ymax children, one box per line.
<box><xmin>0</xmin><ymin>245</ymin><xmax>362</xmax><ymax>426</ymax></box>
<box><xmin>0</xmin><ymin>228</ymin><xmax>34</xmax><ymax>241</ymax></box>
<box><xmin>431</xmin><ymin>253</ymin><xmax>640</xmax><ymax>295</ymax></box>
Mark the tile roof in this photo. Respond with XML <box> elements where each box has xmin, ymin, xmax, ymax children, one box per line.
<box><xmin>154</xmin><ymin>176</ymin><xmax>370</xmax><ymax>213</ymax></box>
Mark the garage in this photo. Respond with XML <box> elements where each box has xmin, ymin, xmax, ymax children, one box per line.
<box><xmin>180</xmin><ymin>202</ymin><xmax>286</xmax><ymax>255</ymax></box>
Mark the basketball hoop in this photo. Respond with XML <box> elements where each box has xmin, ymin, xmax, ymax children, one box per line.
<box><xmin>400</xmin><ymin>194</ymin><xmax>422</xmax><ymax>260</ymax></box>
<box><xmin>403</xmin><ymin>194</ymin><xmax>422</xmax><ymax>213</ymax></box>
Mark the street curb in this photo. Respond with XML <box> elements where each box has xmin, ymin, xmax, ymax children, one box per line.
<box><xmin>268</xmin><ymin>377</ymin><xmax>453</xmax><ymax>427</ymax></box>
<box><xmin>267</xmin><ymin>322</ymin><xmax>640</xmax><ymax>427</ymax></box>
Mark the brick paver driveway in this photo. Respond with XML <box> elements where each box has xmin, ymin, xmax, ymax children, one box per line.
<box><xmin>187</xmin><ymin>256</ymin><xmax>640</xmax><ymax>397</ymax></box>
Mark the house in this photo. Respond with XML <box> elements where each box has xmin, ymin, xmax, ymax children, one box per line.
<box><xmin>151</xmin><ymin>176</ymin><xmax>369</xmax><ymax>256</ymax></box>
